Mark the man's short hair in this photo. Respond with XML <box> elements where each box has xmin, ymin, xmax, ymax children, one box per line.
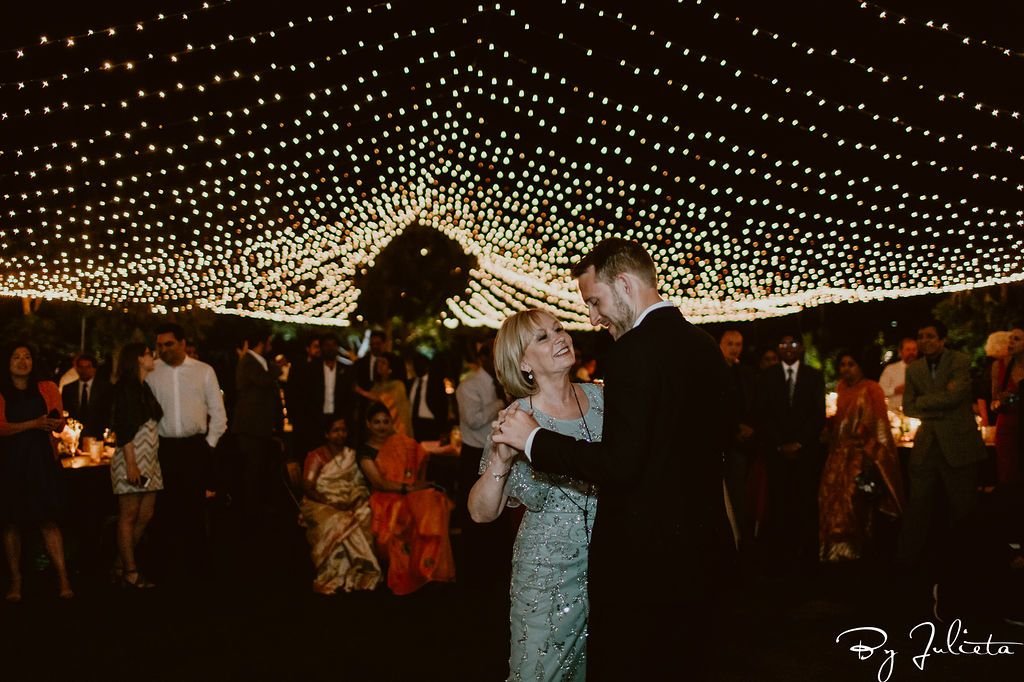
<box><xmin>319</xmin><ymin>332</ymin><xmax>340</xmax><ymax>345</ymax></box>
<box><xmin>899</xmin><ymin>337</ymin><xmax>917</xmax><ymax>349</ymax></box>
<box><xmin>570</xmin><ymin>238</ymin><xmax>657</xmax><ymax>288</ymax></box>
<box><xmin>370</xmin><ymin>330</ymin><xmax>387</xmax><ymax>342</ymax></box>
<box><xmin>155</xmin><ymin>322</ymin><xmax>186</xmax><ymax>341</ymax></box>
<box><xmin>719</xmin><ymin>329</ymin><xmax>742</xmax><ymax>342</ymax></box>
<box><xmin>75</xmin><ymin>353</ymin><xmax>98</xmax><ymax>368</ymax></box>
<box><xmin>243</xmin><ymin>326</ymin><xmax>272</xmax><ymax>348</ymax></box>
<box><xmin>919</xmin><ymin>319</ymin><xmax>948</xmax><ymax>339</ymax></box>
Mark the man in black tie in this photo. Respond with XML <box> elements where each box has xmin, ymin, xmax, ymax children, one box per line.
<box><xmin>61</xmin><ymin>353</ymin><xmax>111</xmax><ymax>439</ymax></box>
<box><xmin>720</xmin><ymin>329</ymin><xmax>757</xmax><ymax>546</ymax></box>
<box><xmin>494</xmin><ymin>238</ymin><xmax>733</xmax><ymax>680</ymax></box>
<box><xmin>754</xmin><ymin>333</ymin><xmax>826</xmax><ymax>571</ymax></box>
<box><xmin>407</xmin><ymin>353</ymin><xmax>449</xmax><ymax>442</ymax></box>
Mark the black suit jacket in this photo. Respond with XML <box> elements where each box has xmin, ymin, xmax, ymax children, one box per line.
<box><xmin>407</xmin><ymin>372</ymin><xmax>448</xmax><ymax>425</ymax></box>
<box><xmin>62</xmin><ymin>378</ymin><xmax>112</xmax><ymax>438</ymax></box>
<box><xmin>288</xmin><ymin>360</ymin><xmax>354</xmax><ymax>432</ymax></box>
<box><xmin>531</xmin><ymin>306</ymin><xmax>732</xmax><ymax>603</ymax></box>
<box><xmin>353</xmin><ymin>352</ymin><xmax>405</xmax><ymax>390</ymax></box>
<box><xmin>231</xmin><ymin>352</ymin><xmax>282</xmax><ymax>438</ymax></box>
<box><xmin>753</xmin><ymin>362</ymin><xmax>826</xmax><ymax>454</ymax></box>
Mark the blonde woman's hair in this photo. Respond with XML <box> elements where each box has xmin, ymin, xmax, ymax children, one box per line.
<box><xmin>985</xmin><ymin>331</ymin><xmax>1010</xmax><ymax>359</ymax></box>
<box><xmin>493</xmin><ymin>309</ymin><xmax>554</xmax><ymax>398</ymax></box>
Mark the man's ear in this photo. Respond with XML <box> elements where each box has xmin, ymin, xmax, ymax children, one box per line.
<box><xmin>614</xmin><ymin>272</ymin><xmax>634</xmax><ymax>297</ymax></box>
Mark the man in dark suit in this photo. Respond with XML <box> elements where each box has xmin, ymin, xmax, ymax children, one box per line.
<box><xmin>720</xmin><ymin>329</ymin><xmax>757</xmax><ymax>545</ymax></box>
<box><xmin>407</xmin><ymin>353</ymin><xmax>449</xmax><ymax>442</ymax></box>
<box><xmin>230</xmin><ymin>328</ymin><xmax>283</xmax><ymax>523</ymax></box>
<box><xmin>352</xmin><ymin>330</ymin><xmax>405</xmax><ymax>391</ymax></box>
<box><xmin>62</xmin><ymin>354</ymin><xmax>112</xmax><ymax>439</ymax></box>
<box><xmin>289</xmin><ymin>333</ymin><xmax>354</xmax><ymax>456</ymax></box>
<box><xmin>494</xmin><ymin>238</ymin><xmax>733</xmax><ymax>680</ymax></box>
<box><xmin>898</xmin><ymin>319</ymin><xmax>986</xmax><ymax>570</ymax></box>
<box><xmin>754</xmin><ymin>332</ymin><xmax>826</xmax><ymax>570</ymax></box>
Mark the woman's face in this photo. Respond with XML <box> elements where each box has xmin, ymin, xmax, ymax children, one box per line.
<box><xmin>367</xmin><ymin>411</ymin><xmax>394</xmax><ymax>439</ymax></box>
<box><xmin>325</xmin><ymin>419</ymin><xmax>348</xmax><ymax>448</ymax></box>
<box><xmin>1008</xmin><ymin>329</ymin><xmax>1024</xmax><ymax>357</ymax></box>
<box><xmin>838</xmin><ymin>355</ymin><xmax>862</xmax><ymax>384</ymax></box>
<box><xmin>9</xmin><ymin>347</ymin><xmax>32</xmax><ymax>379</ymax></box>
<box><xmin>140</xmin><ymin>348</ymin><xmax>156</xmax><ymax>373</ymax></box>
<box><xmin>376</xmin><ymin>356</ymin><xmax>392</xmax><ymax>382</ymax></box>
<box><xmin>519</xmin><ymin>313</ymin><xmax>575</xmax><ymax>380</ymax></box>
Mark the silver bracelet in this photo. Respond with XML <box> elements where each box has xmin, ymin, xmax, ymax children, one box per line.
<box><xmin>491</xmin><ymin>467</ymin><xmax>511</xmax><ymax>482</ymax></box>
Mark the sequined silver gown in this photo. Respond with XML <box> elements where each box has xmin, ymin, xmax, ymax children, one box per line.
<box><xmin>481</xmin><ymin>382</ymin><xmax>603</xmax><ymax>682</ymax></box>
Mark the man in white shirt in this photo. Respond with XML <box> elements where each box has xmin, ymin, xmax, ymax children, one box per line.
<box><xmin>408</xmin><ymin>353</ymin><xmax>448</xmax><ymax>442</ymax></box>
<box><xmin>455</xmin><ymin>339</ymin><xmax>510</xmax><ymax>585</ymax></box>
<box><xmin>147</xmin><ymin>322</ymin><xmax>227</xmax><ymax>583</ymax></box>
<box><xmin>879</xmin><ymin>337</ymin><xmax>919</xmax><ymax>411</ymax></box>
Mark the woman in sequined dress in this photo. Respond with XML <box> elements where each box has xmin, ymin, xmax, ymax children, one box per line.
<box><xmin>469</xmin><ymin>309</ymin><xmax>603</xmax><ymax>682</ymax></box>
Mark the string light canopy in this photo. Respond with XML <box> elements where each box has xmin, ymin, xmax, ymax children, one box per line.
<box><xmin>0</xmin><ymin>0</ymin><xmax>1021</xmax><ymax>328</ymax></box>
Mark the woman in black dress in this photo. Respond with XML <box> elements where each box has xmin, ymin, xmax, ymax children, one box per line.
<box><xmin>0</xmin><ymin>343</ymin><xmax>74</xmax><ymax>602</ymax></box>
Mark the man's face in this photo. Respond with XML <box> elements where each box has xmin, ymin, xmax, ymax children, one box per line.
<box><xmin>916</xmin><ymin>327</ymin><xmax>945</xmax><ymax>358</ymax></box>
<box><xmin>307</xmin><ymin>339</ymin><xmax>321</xmax><ymax>360</ymax></box>
<box><xmin>75</xmin><ymin>359</ymin><xmax>96</xmax><ymax>382</ymax></box>
<box><xmin>899</xmin><ymin>340</ymin><xmax>919</xmax><ymax>364</ymax></box>
<box><xmin>156</xmin><ymin>332</ymin><xmax>187</xmax><ymax>366</ymax></box>
<box><xmin>321</xmin><ymin>338</ymin><xmax>339</xmax><ymax>361</ymax></box>
<box><xmin>778</xmin><ymin>336</ymin><xmax>803</xmax><ymax>364</ymax></box>
<box><xmin>578</xmin><ymin>268</ymin><xmax>635</xmax><ymax>341</ymax></box>
<box><xmin>370</xmin><ymin>336</ymin><xmax>385</xmax><ymax>357</ymax></box>
<box><xmin>719</xmin><ymin>332</ymin><xmax>743</xmax><ymax>364</ymax></box>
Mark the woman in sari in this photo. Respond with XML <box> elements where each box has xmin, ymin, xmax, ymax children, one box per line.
<box><xmin>991</xmin><ymin>326</ymin><xmax>1024</xmax><ymax>486</ymax></box>
<box><xmin>356</xmin><ymin>356</ymin><xmax>413</xmax><ymax>437</ymax></box>
<box><xmin>819</xmin><ymin>351</ymin><xmax>905</xmax><ymax>562</ymax></box>
<box><xmin>301</xmin><ymin>416</ymin><xmax>382</xmax><ymax>594</ymax></box>
<box><xmin>357</xmin><ymin>402</ymin><xmax>454</xmax><ymax>595</ymax></box>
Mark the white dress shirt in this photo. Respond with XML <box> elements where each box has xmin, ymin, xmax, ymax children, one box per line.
<box><xmin>323</xmin><ymin>361</ymin><xmax>337</xmax><ymax>414</ymax></box>
<box><xmin>879</xmin><ymin>361</ymin><xmax>908</xmax><ymax>410</ymax></box>
<box><xmin>457</xmin><ymin>367</ymin><xmax>504</xmax><ymax>449</ymax></box>
<box><xmin>146</xmin><ymin>357</ymin><xmax>228</xmax><ymax>447</ymax></box>
<box><xmin>410</xmin><ymin>375</ymin><xmax>436</xmax><ymax>419</ymax></box>
<box><xmin>524</xmin><ymin>300</ymin><xmax>676</xmax><ymax>457</ymax></box>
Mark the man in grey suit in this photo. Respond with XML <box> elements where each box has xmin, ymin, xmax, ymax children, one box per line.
<box><xmin>898</xmin><ymin>319</ymin><xmax>986</xmax><ymax>570</ymax></box>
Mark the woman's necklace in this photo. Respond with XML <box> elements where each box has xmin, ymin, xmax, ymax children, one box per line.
<box><xmin>530</xmin><ymin>385</ymin><xmax>595</xmax><ymax>545</ymax></box>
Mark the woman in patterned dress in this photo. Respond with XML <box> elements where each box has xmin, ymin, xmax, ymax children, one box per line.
<box><xmin>469</xmin><ymin>309</ymin><xmax>604</xmax><ymax>682</ymax></box>
<box><xmin>109</xmin><ymin>343</ymin><xmax>164</xmax><ymax>589</ymax></box>
<box><xmin>0</xmin><ymin>342</ymin><xmax>74</xmax><ymax>602</ymax></box>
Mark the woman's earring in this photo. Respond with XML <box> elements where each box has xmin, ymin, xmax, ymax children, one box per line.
<box><xmin>527</xmin><ymin>370</ymin><xmax>535</xmax><ymax>383</ymax></box>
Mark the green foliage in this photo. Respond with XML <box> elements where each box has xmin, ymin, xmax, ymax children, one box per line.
<box><xmin>933</xmin><ymin>287</ymin><xmax>1024</xmax><ymax>364</ymax></box>
<box><xmin>354</xmin><ymin>222</ymin><xmax>476</xmax><ymax>328</ymax></box>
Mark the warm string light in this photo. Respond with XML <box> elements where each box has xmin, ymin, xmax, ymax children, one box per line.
<box><xmin>0</xmin><ymin>1</ymin><xmax>447</xmax><ymax>123</ymax></box>
<box><xmin>2</xmin><ymin>1</ymin><xmax>1022</xmax><ymax>326</ymax></box>
<box><xmin>550</xmin><ymin>5</ymin><xmax>1024</xmax><ymax>175</ymax></box>
<box><xmin>854</xmin><ymin>0</ymin><xmax>1024</xmax><ymax>59</ymax></box>
<box><xmin>0</xmin><ymin>0</ymin><xmax>234</xmax><ymax>58</ymax></box>
<box><xmin>0</xmin><ymin>2</ymin><xmax>399</xmax><ymax>93</ymax></box>
<box><xmin>690</xmin><ymin>3</ymin><xmax>1021</xmax><ymax>123</ymax></box>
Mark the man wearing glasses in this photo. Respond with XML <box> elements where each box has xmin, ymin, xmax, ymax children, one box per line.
<box><xmin>754</xmin><ymin>333</ymin><xmax>826</xmax><ymax>572</ymax></box>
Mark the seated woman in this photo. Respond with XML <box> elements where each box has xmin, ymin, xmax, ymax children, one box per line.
<box><xmin>819</xmin><ymin>350</ymin><xmax>904</xmax><ymax>562</ymax></box>
<box><xmin>357</xmin><ymin>402</ymin><xmax>454</xmax><ymax>595</ymax></box>
<box><xmin>300</xmin><ymin>416</ymin><xmax>382</xmax><ymax>594</ymax></box>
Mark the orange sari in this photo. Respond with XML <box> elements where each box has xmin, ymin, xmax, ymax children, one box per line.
<box><xmin>366</xmin><ymin>434</ymin><xmax>455</xmax><ymax>595</ymax></box>
<box><xmin>819</xmin><ymin>380</ymin><xmax>904</xmax><ymax>562</ymax></box>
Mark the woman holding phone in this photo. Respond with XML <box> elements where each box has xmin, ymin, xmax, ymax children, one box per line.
<box><xmin>109</xmin><ymin>343</ymin><xmax>164</xmax><ymax>589</ymax></box>
<box><xmin>0</xmin><ymin>342</ymin><xmax>73</xmax><ymax>602</ymax></box>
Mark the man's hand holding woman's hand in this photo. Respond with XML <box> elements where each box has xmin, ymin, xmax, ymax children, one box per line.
<box><xmin>491</xmin><ymin>402</ymin><xmax>539</xmax><ymax>452</ymax></box>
